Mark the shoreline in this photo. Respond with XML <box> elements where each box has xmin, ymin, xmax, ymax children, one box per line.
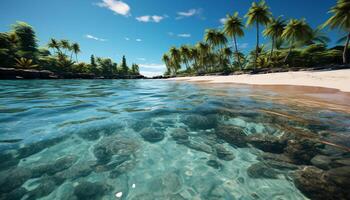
<box><xmin>168</xmin><ymin>69</ymin><xmax>350</xmax><ymax>93</ymax></box>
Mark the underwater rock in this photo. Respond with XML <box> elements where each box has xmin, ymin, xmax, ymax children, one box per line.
<box><xmin>17</xmin><ymin>136</ymin><xmax>67</xmax><ymax>159</ymax></box>
<box><xmin>215</xmin><ymin>125</ymin><xmax>247</xmax><ymax>148</ymax></box>
<box><xmin>182</xmin><ymin>114</ymin><xmax>217</xmax><ymax>130</ymax></box>
<box><xmin>170</xmin><ymin>128</ymin><xmax>189</xmax><ymax>144</ymax></box>
<box><xmin>186</xmin><ymin>140</ymin><xmax>212</xmax><ymax>154</ymax></box>
<box><xmin>0</xmin><ymin>167</ymin><xmax>32</xmax><ymax>193</ymax></box>
<box><xmin>247</xmin><ymin>162</ymin><xmax>281</xmax><ymax>179</ymax></box>
<box><xmin>93</xmin><ymin>135</ymin><xmax>138</xmax><ymax>164</ymax></box>
<box><xmin>205</xmin><ymin>184</ymin><xmax>235</xmax><ymax>200</ymax></box>
<box><xmin>257</xmin><ymin>152</ymin><xmax>299</xmax><ymax>170</ymax></box>
<box><xmin>311</xmin><ymin>155</ymin><xmax>332</xmax><ymax>170</ymax></box>
<box><xmin>292</xmin><ymin>166</ymin><xmax>348</xmax><ymax>200</ymax></box>
<box><xmin>284</xmin><ymin>138</ymin><xmax>322</xmax><ymax>165</ymax></box>
<box><xmin>74</xmin><ymin>181</ymin><xmax>111</xmax><ymax>200</ymax></box>
<box><xmin>26</xmin><ymin>177</ymin><xmax>57</xmax><ymax>200</ymax></box>
<box><xmin>31</xmin><ymin>155</ymin><xmax>78</xmax><ymax>177</ymax></box>
<box><xmin>0</xmin><ymin>187</ymin><xmax>27</xmax><ymax>200</ymax></box>
<box><xmin>214</xmin><ymin>145</ymin><xmax>235</xmax><ymax>161</ymax></box>
<box><xmin>332</xmin><ymin>157</ymin><xmax>350</xmax><ymax>168</ymax></box>
<box><xmin>140</xmin><ymin>127</ymin><xmax>165</xmax><ymax>143</ymax></box>
<box><xmin>327</xmin><ymin>166</ymin><xmax>350</xmax><ymax>187</ymax></box>
<box><xmin>206</xmin><ymin>159</ymin><xmax>222</xmax><ymax>170</ymax></box>
<box><xmin>247</xmin><ymin>134</ymin><xmax>286</xmax><ymax>153</ymax></box>
<box><xmin>0</xmin><ymin>151</ymin><xmax>19</xmax><ymax>171</ymax></box>
<box><xmin>109</xmin><ymin>160</ymin><xmax>136</xmax><ymax>178</ymax></box>
<box><xmin>54</xmin><ymin>162</ymin><xmax>93</xmax><ymax>180</ymax></box>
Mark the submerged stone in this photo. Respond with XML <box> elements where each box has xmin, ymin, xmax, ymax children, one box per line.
<box><xmin>206</xmin><ymin>159</ymin><xmax>222</xmax><ymax>170</ymax></box>
<box><xmin>247</xmin><ymin>134</ymin><xmax>286</xmax><ymax>153</ymax></box>
<box><xmin>186</xmin><ymin>140</ymin><xmax>213</xmax><ymax>154</ymax></box>
<box><xmin>292</xmin><ymin>166</ymin><xmax>347</xmax><ymax>200</ymax></box>
<box><xmin>182</xmin><ymin>114</ymin><xmax>217</xmax><ymax>130</ymax></box>
<box><xmin>0</xmin><ymin>167</ymin><xmax>32</xmax><ymax>193</ymax></box>
<box><xmin>0</xmin><ymin>187</ymin><xmax>27</xmax><ymax>200</ymax></box>
<box><xmin>170</xmin><ymin>128</ymin><xmax>189</xmax><ymax>144</ymax></box>
<box><xmin>31</xmin><ymin>155</ymin><xmax>78</xmax><ymax>177</ymax></box>
<box><xmin>26</xmin><ymin>177</ymin><xmax>57</xmax><ymax>200</ymax></box>
<box><xmin>311</xmin><ymin>155</ymin><xmax>332</xmax><ymax>170</ymax></box>
<box><xmin>140</xmin><ymin>127</ymin><xmax>164</xmax><ymax>143</ymax></box>
<box><xmin>215</xmin><ymin>125</ymin><xmax>247</xmax><ymax>148</ymax></box>
<box><xmin>93</xmin><ymin>135</ymin><xmax>138</xmax><ymax>164</ymax></box>
<box><xmin>247</xmin><ymin>162</ymin><xmax>281</xmax><ymax>179</ymax></box>
<box><xmin>74</xmin><ymin>181</ymin><xmax>111</xmax><ymax>200</ymax></box>
<box><xmin>214</xmin><ymin>145</ymin><xmax>235</xmax><ymax>161</ymax></box>
<box><xmin>0</xmin><ymin>151</ymin><xmax>19</xmax><ymax>171</ymax></box>
<box><xmin>284</xmin><ymin>139</ymin><xmax>322</xmax><ymax>165</ymax></box>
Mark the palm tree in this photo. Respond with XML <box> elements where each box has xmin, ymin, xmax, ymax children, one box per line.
<box><xmin>224</xmin><ymin>12</ymin><xmax>245</xmax><ymax>69</ymax></box>
<box><xmin>162</xmin><ymin>54</ymin><xmax>171</xmax><ymax>74</ymax></box>
<box><xmin>307</xmin><ymin>28</ymin><xmax>330</xmax><ymax>45</ymax></box>
<box><xmin>169</xmin><ymin>47</ymin><xmax>181</xmax><ymax>75</ymax></box>
<box><xmin>245</xmin><ymin>0</ymin><xmax>272</xmax><ymax>68</ymax></box>
<box><xmin>204</xmin><ymin>29</ymin><xmax>227</xmax><ymax>50</ymax></box>
<box><xmin>180</xmin><ymin>45</ymin><xmax>191</xmax><ymax>69</ymax></box>
<box><xmin>282</xmin><ymin>19</ymin><xmax>313</xmax><ymax>63</ymax></box>
<box><xmin>60</xmin><ymin>39</ymin><xmax>70</xmax><ymax>55</ymax></box>
<box><xmin>263</xmin><ymin>16</ymin><xmax>286</xmax><ymax>61</ymax></box>
<box><xmin>47</xmin><ymin>38</ymin><xmax>61</xmax><ymax>54</ymax></box>
<box><xmin>189</xmin><ymin>47</ymin><xmax>200</xmax><ymax>71</ymax></box>
<box><xmin>322</xmin><ymin>0</ymin><xmax>350</xmax><ymax>64</ymax></box>
<box><xmin>196</xmin><ymin>42</ymin><xmax>210</xmax><ymax>72</ymax></box>
<box><xmin>72</xmin><ymin>43</ymin><xmax>81</xmax><ymax>62</ymax></box>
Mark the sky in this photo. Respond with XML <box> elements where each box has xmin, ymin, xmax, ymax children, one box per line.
<box><xmin>0</xmin><ymin>0</ymin><xmax>343</xmax><ymax>77</ymax></box>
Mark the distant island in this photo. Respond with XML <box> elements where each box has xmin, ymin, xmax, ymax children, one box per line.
<box><xmin>162</xmin><ymin>0</ymin><xmax>350</xmax><ymax>77</ymax></box>
<box><xmin>0</xmin><ymin>22</ymin><xmax>144</xmax><ymax>79</ymax></box>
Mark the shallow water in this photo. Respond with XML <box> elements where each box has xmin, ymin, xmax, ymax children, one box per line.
<box><xmin>0</xmin><ymin>80</ymin><xmax>349</xmax><ymax>200</ymax></box>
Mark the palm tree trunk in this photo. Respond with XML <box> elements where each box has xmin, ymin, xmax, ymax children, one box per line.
<box><xmin>255</xmin><ymin>20</ymin><xmax>260</xmax><ymax>70</ymax></box>
<box><xmin>76</xmin><ymin>54</ymin><xmax>78</xmax><ymax>63</ymax></box>
<box><xmin>284</xmin><ymin>41</ymin><xmax>294</xmax><ymax>64</ymax></box>
<box><xmin>269</xmin><ymin>36</ymin><xmax>275</xmax><ymax>62</ymax></box>
<box><xmin>233</xmin><ymin>35</ymin><xmax>242</xmax><ymax>70</ymax></box>
<box><xmin>343</xmin><ymin>33</ymin><xmax>350</xmax><ymax>64</ymax></box>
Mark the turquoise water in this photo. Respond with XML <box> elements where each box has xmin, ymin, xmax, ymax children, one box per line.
<box><xmin>0</xmin><ymin>80</ymin><xmax>349</xmax><ymax>200</ymax></box>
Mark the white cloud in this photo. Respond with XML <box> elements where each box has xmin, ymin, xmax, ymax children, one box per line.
<box><xmin>85</xmin><ymin>34</ymin><xmax>106</xmax><ymax>41</ymax></box>
<box><xmin>136</xmin><ymin>15</ymin><xmax>165</xmax><ymax>23</ymax></box>
<box><xmin>139</xmin><ymin>63</ymin><xmax>166</xmax><ymax>77</ymax></box>
<box><xmin>176</xmin><ymin>8</ymin><xmax>203</xmax><ymax>19</ymax></box>
<box><xmin>97</xmin><ymin>0</ymin><xmax>130</xmax><ymax>16</ymax></box>
<box><xmin>239</xmin><ymin>43</ymin><xmax>249</xmax><ymax>49</ymax></box>
<box><xmin>220</xmin><ymin>17</ymin><xmax>227</xmax><ymax>24</ymax></box>
<box><xmin>125</xmin><ymin>37</ymin><xmax>130</xmax><ymax>41</ymax></box>
<box><xmin>136</xmin><ymin>38</ymin><xmax>142</xmax><ymax>42</ymax></box>
<box><xmin>177</xmin><ymin>33</ymin><xmax>191</xmax><ymax>38</ymax></box>
<box><xmin>137</xmin><ymin>57</ymin><xmax>146</xmax><ymax>61</ymax></box>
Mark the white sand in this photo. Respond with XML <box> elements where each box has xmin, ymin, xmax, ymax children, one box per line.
<box><xmin>168</xmin><ymin>69</ymin><xmax>350</xmax><ymax>92</ymax></box>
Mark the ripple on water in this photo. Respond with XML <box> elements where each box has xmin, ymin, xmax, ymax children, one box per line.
<box><xmin>0</xmin><ymin>80</ymin><xmax>349</xmax><ymax>199</ymax></box>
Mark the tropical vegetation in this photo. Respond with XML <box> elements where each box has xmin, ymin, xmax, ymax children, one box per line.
<box><xmin>163</xmin><ymin>0</ymin><xmax>350</xmax><ymax>76</ymax></box>
<box><xmin>0</xmin><ymin>21</ymin><xmax>140</xmax><ymax>77</ymax></box>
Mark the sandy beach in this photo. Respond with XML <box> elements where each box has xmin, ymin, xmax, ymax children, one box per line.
<box><xmin>169</xmin><ymin>69</ymin><xmax>350</xmax><ymax>93</ymax></box>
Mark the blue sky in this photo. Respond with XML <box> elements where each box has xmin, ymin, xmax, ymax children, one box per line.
<box><xmin>0</xmin><ymin>0</ymin><xmax>342</xmax><ymax>76</ymax></box>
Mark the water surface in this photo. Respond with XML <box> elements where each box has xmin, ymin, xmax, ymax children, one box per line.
<box><xmin>0</xmin><ymin>80</ymin><xmax>349</xmax><ymax>200</ymax></box>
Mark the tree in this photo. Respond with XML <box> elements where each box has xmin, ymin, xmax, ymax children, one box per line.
<box><xmin>131</xmin><ymin>64</ymin><xmax>140</xmax><ymax>75</ymax></box>
<box><xmin>169</xmin><ymin>47</ymin><xmax>181</xmax><ymax>75</ymax></box>
<box><xmin>282</xmin><ymin>19</ymin><xmax>313</xmax><ymax>63</ymax></box>
<box><xmin>71</xmin><ymin>43</ymin><xmax>81</xmax><ymax>62</ymax></box>
<box><xmin>224</xmin><ymin>12</ymin><xmax>245</xmax><ymax>69</ymax></box>
<box><xmin>120</xmin><ymin>55</ymin><xmax>129</xmax><ymax>75</ymax></box>
<box><xmin>180</xmin><ymin>45</ymin><xmax>191</xmax><ymax>69</ymax></box>
<box><xmin>12</xmin><ymin>21</ymin><xmax>38</xmax><ymax>60</ymax></box>
<box><xmin>196</xmin><ymin>42</ymin><xmax>210</xmax><ymax>72</ymax></box>
<box><xmin>322</xmin><ymin>0</ymin><xmax>350</xmax><ymax>64</ymax></box>
<box><xmin>263</xmin><ymin>16</ymin><xmax>286</xmax><ymax>61</ymax></box>
<box><xmin>48</xmin><ymin>38</ymin><xmax>61</xmax><ymax>54</ymax></box>
<box><xmin>59</xmin><ymin>39</ymin><xmax>70</xmax><ymax>55</ymax></box>
<box><xmin>162</xmin><ymin>54</ymin><xmax>172</xmax><ymax>75</ymax></box>
<box><xmin>204</xmin><ymin>29</ymin><xmax>227</xmax><ymax>50</ymax></box>
<box><xmin>245</xmin><ymin>0</ymin><xmax>272</xmax><ymax>69</ymax></box>
<box><xmin>0</xmin><ymin>33</ymin><xmax>17</xmax><ymax>67</ymax></box>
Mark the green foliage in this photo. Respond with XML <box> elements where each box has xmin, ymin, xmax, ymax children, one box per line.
<box><xmin>120</xmin><ymin>55</ymin><xmax>129</xmax><ymax>75</ymax></box>
<box><xmin>12</xmin><ymin>21</ymin><xmax>38</xmax><ymax>60</ymax></box>
<box><xmin>14</xmin><ymin>58</ymin><xmax>38</xmax><ymax>69</ymax></box>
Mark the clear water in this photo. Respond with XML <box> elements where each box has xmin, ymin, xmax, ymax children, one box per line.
<box><xmin>0</xmin><ymin>80</ymin><xmax>349</xmax><ymax>200</ymax></box>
